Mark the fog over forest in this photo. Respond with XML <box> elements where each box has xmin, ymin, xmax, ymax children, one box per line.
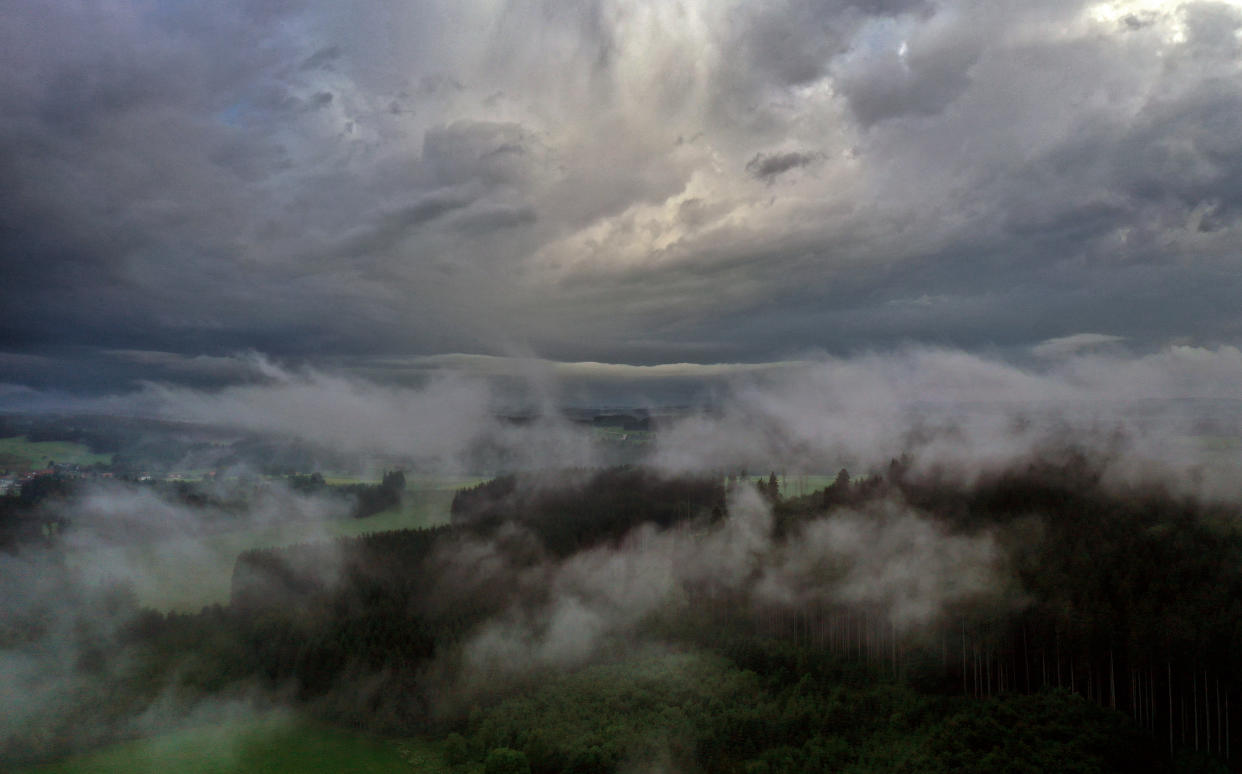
<box><xmin>3</xmin><ymin>346</ymin><xmax>1242</xmax><ymax>771</ymax></box>
<box><xmin>5</xmin><ymin>0</ymin><xmax>1242</xmax><ymax>771</ymax></box>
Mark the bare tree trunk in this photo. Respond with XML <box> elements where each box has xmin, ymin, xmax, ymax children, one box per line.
<box><xmin>1168</xmin><ymin>662</ymin><xmax>1174</xmax><ymax>755</ymax></box>
<box><xmin>1023</xmin><ymin>626</ymin><xmax>1031</xmax><ymax>694</ymax></box>
<box><xmin>1056</xmin><ymin>636</ymin><xmax>1062</xmax><ymax>689</ymax></box>
<box><xmin>968</xmin><ymin>646</ymin><xmax>978</xmax><ymax>700</ymax></box>
<box><xmin>987</xmin><ymin>647</ymin><xmax>993</xmax><ymax>697</ymax></box>
<box><xmin>1137</xmin><ymin>670</ymin><xmax>1147</xmax><ymax>730</ymax></box>
<box><xmin>962</xmin><ymin>622</ymin><xmax>968</xmax><ymax>696</ymax></box>
<box><xmin>1110</xmin><ymin>650</ymin><xmax>1117</xmax><ymax>709</ymax></box>
<box><xmin>1195</xmin><ymin>668</ymin><xmax>1200</xmax><ymax>751</ymax></box>
<box><xmin>1217</xmin><ymin>678</ymin><xmax>1223</xmax><ymax>757</ymax></box>
<box><xmin>864</xmin><ymin>611</ymin><xmax>870</xmax><ymax>664</ymax></box>
<box><xmin>1137</xmin><ymin>669</ymin><xmax>1144</xmax><ymax>729</ymax></box>
<box><xmin>1151</xmin><ymin>667</ymin><xmax>1157</xmax><ymax>734</ymax></box>
<box><xmin>891</xmin><ymin>619</ymin><xmax>897</xmax><ymax>678</ymax></box>
<box><xmin>1206</xmin><ymin>671</ymin><xmax>1211</xmax><ymax>754</ymax></box>
<box><xmin>858</xmin><ymin>612</ymin><xmax>863</xmax><ymax>660</ymax></box>
<box><xmin>1143</xmin><ymin>668</ymin><xmax>1150</xmax><ymax>730</ymax></box>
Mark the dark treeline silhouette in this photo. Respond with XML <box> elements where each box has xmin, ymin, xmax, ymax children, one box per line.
<box><xmin>0</xmin><ymin>473</ymin><xmax>76</xmax><ymax>549</ymax></box>
<box><xmin>211</xmin><ymin>458</ymin><xmax>1242</xmax><ymax>769</ymax></box>
<box><xmin>217</xmin><ymin>469</ymin><xmax>726</xmax><ymax>717</ymax></box>
<box><xmin>333</xmin><ymin>469</ymin><xmax>406</xmax><ymax>518</ymax></box>
<box><xmin>450</xmin><ymin>467</ymin><xmax>726</xmax><ymax>556</ymax></box>
<box><xmin>283</xmin><ymin>468</ymin><xmax>406</xmax><ymax>518</ymax></box>
<box><xmin>762</xmin><ymin>452</ymin><xmax>1242</xmax><ymax>766</ymax></box>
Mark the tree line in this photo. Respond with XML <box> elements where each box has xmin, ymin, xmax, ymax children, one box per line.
<box><xmin>6</xmin><ymin>457</ymin><xmax>1242</xmax><ymax>772</ymax></box>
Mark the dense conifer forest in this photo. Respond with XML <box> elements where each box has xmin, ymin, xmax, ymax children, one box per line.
<box><xmin>4</xmin><ymin>455</ymin><xmax>1240</xmax><ymax>772</ymax></box>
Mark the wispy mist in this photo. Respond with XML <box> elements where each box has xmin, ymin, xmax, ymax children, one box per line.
<box><xmin>654</xmin><ymin>345</ymin><xmax>1242</xmax><ymax>494</ymax></box>
<box><xmin>138</xmin><ymin>357</ymin><xmax>599</xmax><ymax>473</ymax></box>
<box><xmin>451</xmin><ymin>484</ymin><xmax>1006</xmax><ymax>698</ymax></box>
<box><xmin>0</xmin><ymin>474</ymin><xmax>355</xmax><ymax>761</ymax></box>
<box><xmin>4</xmin><ymin>342</ymin><xmax>1242</xmax><ymax>764</ymax></box>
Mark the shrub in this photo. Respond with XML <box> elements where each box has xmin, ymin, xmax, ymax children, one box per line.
<box><xmin>484</xmin><ymin>747</ymin><xmax>531</xmax><ymax>774</ymax></box>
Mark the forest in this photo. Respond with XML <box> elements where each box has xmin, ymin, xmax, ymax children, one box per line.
<box><xmin>2</xmin><ymin>453</ymin><xmax>1239</xmax><ymax>772</ymax></box>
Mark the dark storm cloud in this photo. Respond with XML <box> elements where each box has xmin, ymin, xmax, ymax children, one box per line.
<box><xmin>2</xmin><ymin>0</ymin><xmax>1242</xmax><ymax>395</ymax></box>
<box><xmin>745</xmin><ymin>150</ymin><xmax>823</xmax><ymax>182</ymax></box>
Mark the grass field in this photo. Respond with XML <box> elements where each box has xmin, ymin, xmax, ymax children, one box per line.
<box><xmin>0</xmin><ymin>435</ymin><xmax>112</xmax><ymax>472</ymax></box>
<box><xmin>318</xmin><ymin>473</ymin><xmax>488</xmax><ymax>489</ymax></box>
<box><xmin>19</xmin><ymin>713</ymin><xmax>453</xmax><ymax>774</ymax></box>
<box><xmin>327</xmin><ymin>488</ymin><xmax>458</xmax><ymax>537</ymax></box>
<box><xmin>738</xmin><ymin>474</ymin><xmax>841</xmax><ymax>499</ymax></box>
<box><xmin>65</xmin><ymin>486</ymin><xmax>463</xmax><ymax>613</ymax></box>
<box><xmin>591</xmin><ymin>426</ymin><xmax>654</xmax><ymax>443</ymax></box>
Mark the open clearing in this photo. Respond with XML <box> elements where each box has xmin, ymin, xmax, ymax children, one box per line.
<box><xmin>0</xmin><ymin>436</ymin><xmax>112</xmax><ymax>472</ymax></box>
<box><xmin>19</xmin><ymin>713</ymin><xmax>452</xmax><ymax>774</ymax></box>
<box><xmin>319</xmin><ymin>473</ymin><xmax>488</xmax><ymax>489</ymax></box>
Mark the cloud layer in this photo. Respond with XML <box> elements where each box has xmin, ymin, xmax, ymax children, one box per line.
<box><xmin>9</xmin><ymin>344</ymin><xmax>1236</xmax><ymax>497</ymax></box>
<box><xmin>4</xmin><ymin>1</ymin><xmax>1242</xmax><ymax>385</ymax></box>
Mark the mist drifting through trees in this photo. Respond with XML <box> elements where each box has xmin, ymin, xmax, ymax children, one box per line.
<box><xmin>0</xmin><ymin>347</ymin><xmax>1241</xmax><ymax>772</ymax></box>
<box><xmin>8</xmin><ymin>0</ymin><xmax>1242</xmax><ymax>767</ymax></box>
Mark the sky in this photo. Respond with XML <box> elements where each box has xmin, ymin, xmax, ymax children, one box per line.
<box><xmin>3</xmin><ymin>0</ymin><xmax>1242</xmax><ymax>400</ymax></box>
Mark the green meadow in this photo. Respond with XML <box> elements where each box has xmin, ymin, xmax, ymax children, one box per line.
<box><xmin>18</xmin><ymin>713</ymin><xmax>453</xmax><ymax>774</ymax></box>
<box><xmin>591</xmin><ymin>426</ymin><xmax>653</xmax><ymax>443</ymax></box>
<box><xmin>0</xmin><ymin>436</ymin><xmax>112</xmax><ymax>472</ymax></box>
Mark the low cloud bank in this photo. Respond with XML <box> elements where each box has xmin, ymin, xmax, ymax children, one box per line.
<box><xmin>653</xmin><ymin>345</ymin><xmax>1242</xmax><ymax>495</ymax></box>
<box><xmin>114</xmin><ymin>344</ymin><xmax>1242</xmax><ymax>492</ymax></box>
<box><xmin>7</xmin><ymin>345</ymin><xmax>1242</xmax><ymax>488</ymax></box>
<box><xmin>139</xmin><ymin>356</ymin><xmax>598</xmax><ymax>473</ymax></box>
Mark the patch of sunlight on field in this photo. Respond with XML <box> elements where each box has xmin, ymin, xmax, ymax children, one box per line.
<box><xmin>20</xmin><ymin>713</ymin><xmax>450</xmax><ymax>774</ymax></box>
<box><xmin>64</xmin><ymin>486</ymin><xmax>467</xmax><ymax>613</ymax></box>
